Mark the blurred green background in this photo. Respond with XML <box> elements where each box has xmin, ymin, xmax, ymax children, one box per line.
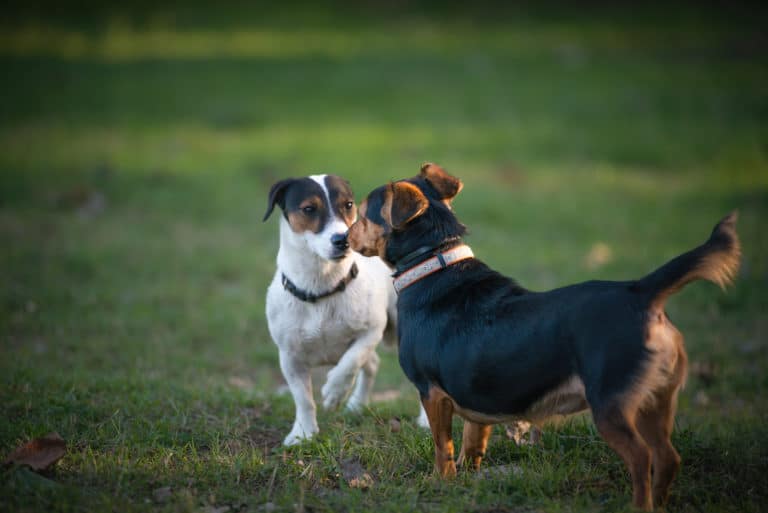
<box><xmin>1</xmin><ymin>2</ymin><xmax>766</xmax><ymax>512</ymax></box>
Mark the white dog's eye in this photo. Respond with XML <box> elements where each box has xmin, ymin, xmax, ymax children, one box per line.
<box><xmin>302</xmin><ymin>205</ymin><xmax>316</xmax><ymax>214</ymax></box>
<box><xmin>345</xmin><ymin>201</ymin><xmax>354</xmax><ymax>210</ymax></box>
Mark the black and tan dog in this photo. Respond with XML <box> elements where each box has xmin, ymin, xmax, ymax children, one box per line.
<box><xmin>348</xmin><ymin>163</ymin><xmax>740</xmax><ymax>510</ymax></box>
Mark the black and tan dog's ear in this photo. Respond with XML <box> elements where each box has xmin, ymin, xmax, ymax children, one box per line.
<box><xmin>420</xmin><ymin>162</ymin><xmax>463</xmax><ymax>203</ymax></box>
<box><xmin>263</xmin><ymin>179</ymin><xmax>296</xmax><ymax>221</ymax></box>
<box><xmin>388</xmin><ymin>181</ymin><xmax>429</xmax><ymax>229</ymax></box>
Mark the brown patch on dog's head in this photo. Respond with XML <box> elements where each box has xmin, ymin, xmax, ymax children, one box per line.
<box><xmin>324</xmin><ymin>174</ymin><xmax>357</xmax><ymax>228</ymax></box>
<box><xmin>349</xmin><ymin>182</ymin><xmax>429</xmax><ymax>259</ymax></box>
<box><xmin>285</xmin><ymin>194</ymin><xmax>325</xmax><ymax>234</ymax></box>
<box><xmin>420</xmin><ymin>163</ymin><xmax>463</xmax><ymax>205</ymax></box>
<box><xmin>263</xmin><ymin>177</ymin><xmax>330</xmax><ymax>234</ymax></box>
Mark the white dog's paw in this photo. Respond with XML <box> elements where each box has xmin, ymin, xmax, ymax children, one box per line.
<box><xmin>345</xmin><ymin>398</ymin><xmax>365</xmax><ymax>413</ymax></box>
<box><xmin>321</xmin><ymin>371</ymin><xmax>353</xmax><ymax>410</ymax></box>
<box><xmin>416</xmin><ymin>405</ymin><xmax>430</xmax><ymax>429</ymax></box>
<box><xmin>283</xmin><ymin>424</ymin><xmax>318</xmax><ymax>447</ymax></box>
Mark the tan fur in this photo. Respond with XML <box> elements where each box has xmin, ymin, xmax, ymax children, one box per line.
<box><xmin>690</xmin><ymin>246</ymin><xmax>741</xmax><ymax>290</ymax></box>
<box><xmin>389</xmin><ymin>182</ymin><xmax>429</xmax><ymax>229</ymax></box>
<box><xmin>340</xmin><ymin>205</ymin><xmax>357</xmax><ymax>227</ymax></box>
<box><xmin>286</xmin><ymin>197</ymin><xmax>324</xmax><ymax>234</ymax></box>
<box><xmin>652</xmin><ymin>212</ymin><xmax>741</xmax><ymax>308</ymax></box>
<box><xmin>594</xmin><ymin>413</ymin><xmax>653</xmax><ymax>510</ymax></box>
<box><xmin>456</xmin><ymin>421</ymin><xmax>492</xmax><ymax>470</ymax></box>
<box><xmin>421</xmin><ymin>386</ymin><xmax>457</xmax><ymax>477</ymax></box>
<box><xmin>348</xmin><ymin>200</ymin><xmax>388</xmax><ymax>259</ymax></box>
<box><xmin>426</xmin><ymin>379</ymin><xmax>589</xmax><ymax>428</ymax></box>
<box><xmin>420</xmin><ymin>163</ymin><xmax>464</xmax><ymax>204</ymax></box>
<box><xmin>593</xmin><ymin>311</ymin><xmax>688</xmax><ymax>510</ymax></box>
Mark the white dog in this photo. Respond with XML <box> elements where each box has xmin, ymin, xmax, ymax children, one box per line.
<box><xmin>264</xmin><ymin>174</ymin><xmax>427</xmax><ymax>446</ymax></box>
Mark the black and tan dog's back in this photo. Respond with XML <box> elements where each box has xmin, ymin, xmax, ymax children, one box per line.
<box><xmin>348</xmin><ymin>163</ymin><xmax>740</xmax><ymax>511</ymax></box>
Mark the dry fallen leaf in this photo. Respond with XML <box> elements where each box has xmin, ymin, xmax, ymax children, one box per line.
<box><xmin>584</xmin><ymin>242</ymin><xmax>613</xmax><ymax>270</ymax></box>
<box><xmin>4</xmin><ymin>432</ymin><xmax>66</xmax><ymax>471</ymax></box>
<box><xmin>505</xmin><ymin>421</ymin><xmax>542</xmax><ymax>446</ymax></box>
<box><xmin>694</xmin><ymin>390</ymin><xmax>710</xmax><ymax>407</ymax></box>
<box><xmin>228</xmin><ymin>376</ymin><xmax>255</xmax><ymax>390</ymax></box>
<box><xmin>690</xmin><ymin>361</ymin><xmax>719</xmax><ymax>387</ymax></box>
<box><xmin>340</xmin><ymin>458</ymin><xmax>374</xmax><ymax>489</ymax></box>
<box><xmin>371</xmin><ymin>389</ymin><xmax>401</xmax><ymax>403</ymax></box>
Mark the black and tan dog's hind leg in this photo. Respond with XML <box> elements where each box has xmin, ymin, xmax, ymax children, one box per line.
<box><xmin>633</xmin><ymin>321</ymin><xmax>688</xmax><ymax>508</ymax></box>
<box><xmin>421</xmin><ymin>387</ymin><xmax>457</xmax><ymax>478</ymax></box>
<box><xmin>593</xmin><ymin>404</ymin><xmax>654</xmax><ymax>510</ymax></box>
<box><xmin>593</xmin><ymin>212</ymin><xmax>739</xmax><ymax>510</ymax></box>
<box><xmin>592</xmin><ymin>355</ymin><xmax>686</xmax><ymax>511</ymax></box>
<box><xmin>636</xmin><ymin>375</ymin><xmax>684</xmax><ymax>508</ymax></box>
<box><xmin>457</xmin><ymin>421</ymin><xmax>493</xmax><ymax>470</ymax></box>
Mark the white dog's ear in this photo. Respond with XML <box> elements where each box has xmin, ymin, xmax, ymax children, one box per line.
<box><xmin>263</xmin><ymin>179</ymin><xmax>296</xmax><ymax>221</ymax></box>
<box><xmin>420</xmin><ymin>163</ymin><xmax>463</xmax><ymax>204</ymax></box>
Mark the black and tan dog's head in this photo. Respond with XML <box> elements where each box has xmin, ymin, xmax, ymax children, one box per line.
<box><xmin>348</xmin><ymin>163</ymin><xmax>466</xmax><ymax>266</ymax></box>
<box><xmin>264</xmin><ymin>174</ymin><xmax>357</xmax><ymax>260</ymax></box>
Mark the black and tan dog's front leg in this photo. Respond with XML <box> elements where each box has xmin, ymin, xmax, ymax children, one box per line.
<box><xmin>457</xmin><ymin>421</ymin><xmax>492</xmax><ymax>470</ymax></box>
<box><xmin>422</xmin><ymin>388</ymin><xmax>456</xmax><ymax>477</ymax></box>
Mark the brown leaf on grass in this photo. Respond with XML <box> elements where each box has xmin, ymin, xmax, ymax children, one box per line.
<box><xmin>3</xmin><ymin>432</ymin><xmax>66</xmax><ymax>471</ymax></box>
<box><xmin>584</xmin><ymin>242</ymin><xmax>613</xmax><ymax>270</ymax></box>
<box><xmin>339</xmin><ymin>458</ymin><xmax>374</xmax><ymax>489</ymax></box>
<box><xmin>228</xmin><ymin>376</ymin><xmax>255</xmax><ymax>391</ymax></box>
<box><xmin>694</xmin><ymin>390</ymin><xmax>710</xmax><ymax>407</ymax></box>
<box><xmin>505</xmin><ymin>421</ymin><xmax>541</xmax><ymax>446</ymax></box>
<box><xmin>690</xmin><ymin>361</ymin><xmax>719</xmax><ymax>386</ymax></box>
<box><xmin>371</xmin><ymin>389</ymin><xmax>401</xmax><ymax>403</ymax></box>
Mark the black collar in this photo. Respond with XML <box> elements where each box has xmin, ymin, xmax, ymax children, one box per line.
<box><xmin>281</xmin><ymin>262</ymin><xmax>359</xmax><ymax>303</ymax></box>
<box><xmin>392</xmin><ymin>237</ymin><xmax>462</xmax><ymax>277</ymax></box>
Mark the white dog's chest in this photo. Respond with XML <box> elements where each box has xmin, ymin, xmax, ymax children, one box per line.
<box><xmin>267</xmin><ymin>279</ymin><xmax>382</xmax><ymax>366</ymax></box>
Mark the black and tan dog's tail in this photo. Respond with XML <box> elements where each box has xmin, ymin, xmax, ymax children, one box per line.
<box><xmin>635</xmin><ymin>211</ymin><xmax>741</xmax><ymax>307</ymax></box>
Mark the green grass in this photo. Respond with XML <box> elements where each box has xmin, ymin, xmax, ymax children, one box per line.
<box><xmin>1</xmin><ymin>3</ymin><xmax>767</xmax><ymax>512</ymax></box>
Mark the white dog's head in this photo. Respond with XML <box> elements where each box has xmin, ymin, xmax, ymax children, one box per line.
<box><xmin>263</xmin><ymin>174</ymin><xmax>357</xmax><ymax>261</ymax></box>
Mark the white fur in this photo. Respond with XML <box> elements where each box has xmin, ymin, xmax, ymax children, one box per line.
<box><xmin>267</xmin><ymin>175</ymin><xmax>425</xmax><ymax>446</ymax></box>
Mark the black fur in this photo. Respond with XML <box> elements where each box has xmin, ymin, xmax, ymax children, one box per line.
<box><xmin>264</xmin><ymin>175</ymin><xmax>357</xmax><ymax>232</ymax></box>
<box><xmin>371</xmin><ymin>179</ymin><xmax>738</xmax><ymax>419</ymax></box>
<box><xmin>364</xmin><ymin>183</ymin><xmax>467</xmax><ymax>270</ymax></box>
<box><xmin>263</xmin><ymin>176</ymin><xmax>356</xmax><ymax>235</ymax></box>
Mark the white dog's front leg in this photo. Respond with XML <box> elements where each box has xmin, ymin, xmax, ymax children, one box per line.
<box><xmin>279</xmin><ymin>351</ymin><xmax>318</xmax><ymax>446</ymax></box>
<box><xmin>321</xmin><ymin>330</ymin><xmax>381</xmax><ymax>410</ymax></box>
<box><xmin>346</xmin><ymin>351</ymin><xmax>381</xmax><ymax>412</ymax></box>
<box><xmin>416</xmin><ymin>402</ymin><xmax>430</xmax><ymax>428</ymax></box>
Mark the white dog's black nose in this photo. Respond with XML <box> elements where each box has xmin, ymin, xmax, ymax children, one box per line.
<box><xmin>331</xmin><ymin>233</ymin><xmax>349</xmax><ymax>251</ymax></box>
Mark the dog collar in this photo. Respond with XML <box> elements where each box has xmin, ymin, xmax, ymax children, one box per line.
<box><xmin>393</xmin><ymin>245</ymin><xmax>474</xmax><ymax>293</ymax></box>
<box><xmin>393</xmin><ymin>236</ymin><xmax>462</xmax><ymax>276</ymax></box>
<box><xmin>282</xmin><ymin>262</ymin><xmax>358</xmax><ymax>303</ymax></box>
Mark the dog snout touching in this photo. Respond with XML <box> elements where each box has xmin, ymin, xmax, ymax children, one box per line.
<box><xmin>331</xmin><ymin>232</ymin><xmax>349</xmax><ymax>251</ymax></box>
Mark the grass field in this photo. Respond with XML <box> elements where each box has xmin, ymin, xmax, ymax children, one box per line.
<box><xmin>1</xmin><ymin>3</ymin><xmax>767</xmax><ymax>512</ymax></box>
